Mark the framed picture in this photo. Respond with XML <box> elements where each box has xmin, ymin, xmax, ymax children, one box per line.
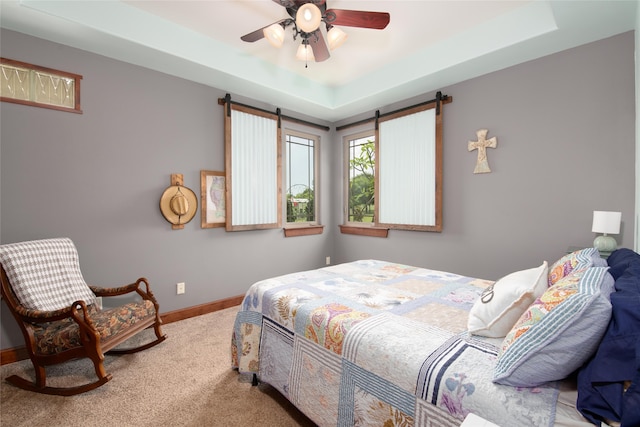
<box><xmin>200</xmin><ymin>170</ymin><xmax>226</xmax><ymax>228</ymax></box>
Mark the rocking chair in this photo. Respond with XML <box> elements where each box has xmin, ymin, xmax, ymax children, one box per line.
<box><xmin>0</xmin><ymin>237</ymin><xmax>166</xmax><ymax>395</ymax></box>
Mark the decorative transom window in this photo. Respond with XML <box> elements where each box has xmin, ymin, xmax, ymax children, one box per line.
<box><xmin>0</xmin><ymin>58</ymin><xmax>82</xmax><ymax>114</ymax></box>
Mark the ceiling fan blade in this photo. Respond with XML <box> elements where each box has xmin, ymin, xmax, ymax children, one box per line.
<box><xmin>309</xmin><ymin>31</ymin><xmax>330</xmax><ymax>62</ymax></box>
<box><xmin>273</xmin><ymin>0</ymin><xmax>296</xmax><ymax>8</ymax></box>
<box><xmin>324</xmin><ymin>9</ymin><xmax>390</xmax><ymax>30</ymax></box>
<box><xmin>296</xmin><ymin>0</ymin><xmax>325</xmax><ymax>5</ymax></box>
<box><xmin>241</xmin><ymin>19</ymin><xmax>288</xmax><ymax>42</ymax></box>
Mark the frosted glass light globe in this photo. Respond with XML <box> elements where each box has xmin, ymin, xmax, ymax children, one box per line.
<box><xmin>296</xmin><ymin>4</ymin><xmax>322</xmax><ymax>33</ymax></box>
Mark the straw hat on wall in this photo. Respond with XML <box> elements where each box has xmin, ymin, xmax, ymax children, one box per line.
<box><xmin>159</xmin><ymin>184</ymin><xmax>198</xmax><ymax>226</ymax></box>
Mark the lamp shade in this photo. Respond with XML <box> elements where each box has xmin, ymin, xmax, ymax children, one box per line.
<box><xmin>263</xmin><ymin>23</ymin><xmax>285</xmax><ymax>48</ymax></box>
<box><xmin>296</xmin><ymin>3</ymin><xmax>322</xmax><ymax>33</ymax></box>
<box><xmin>296</xmin><ymin>43</ymin><xmax>315</xmax><ymax>61</ymax></box>
<box><xmin>592</xmin><ymin>211</ymin><xmax>621</xmax><ymax>234</ymax></box>
<box><xmin>327</xmin><ymin>26</ymin><xmax>348</xmax><ymax>50</ymax></box>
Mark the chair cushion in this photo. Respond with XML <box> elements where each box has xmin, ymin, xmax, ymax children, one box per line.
<box><xmin>33</xmin><ymin>300</ymin><xmax>156</xmax><ymax>355</ymax></box>
<box><xmin>0</xmin><ymin>238</ymin><xmax>96</xmax><ymax>311</ymax></box>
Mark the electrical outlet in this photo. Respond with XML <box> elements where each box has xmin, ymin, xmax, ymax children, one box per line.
<box><xmin>326</xmin><ymin>256</ymin><xmax>331</xmax><ymax>265</ymax></box>
<box><xmin>176</xmin><ymin>282</ymin><xmax>185</xmax><ymax>295</ymax></box>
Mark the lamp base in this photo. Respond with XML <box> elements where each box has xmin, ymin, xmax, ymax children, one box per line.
<box><xmin>593</xmin><ymin>235</ymin><xmax>617</xmax><ymax>252</ymax></box>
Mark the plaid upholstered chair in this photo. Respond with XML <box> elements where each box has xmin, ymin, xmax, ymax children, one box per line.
<box><xmin>0</xmin><ymin>238</ymin><xmax>166</xmax><ymax>395</ymax></box>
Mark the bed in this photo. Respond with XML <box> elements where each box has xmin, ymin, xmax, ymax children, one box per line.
<box><xmin>231</xmin><ymin>248</ymin><xmax>640</xmax><ymax>426</ymax></box>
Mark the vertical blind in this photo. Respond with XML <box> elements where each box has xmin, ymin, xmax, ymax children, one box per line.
<box><xmin>226</xmin><ymin>106</ymin><xmax>280</xmax><ymax>230</ymax></box>
<box><xmin>378</xmin><ymin>108</ymin><xmax>437</xmax><ymax>227</ymax></box>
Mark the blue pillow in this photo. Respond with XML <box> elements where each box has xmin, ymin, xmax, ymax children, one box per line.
<box><xmin>494</xmin><ymin>266</ymin><xmax>615</xmax><ymax>387</ymax></box>
<box><xmin>577</xmin><ymin>263</ymin><xmax>640</xmax><ymax>424</ymax></box>
<box><xmin>607</xmin><ymin>248</ymin><xmax>640</xmax><ymax>280</ymax></box>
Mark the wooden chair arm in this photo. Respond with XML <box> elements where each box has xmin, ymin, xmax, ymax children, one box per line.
<box><xmin>16</xmin><ymin>305</ymin><xmax>74</xmax><ymax>323</ymax></box>
<box><xmin>90</xmin><ymin>277</ymin><xmax>157</xmax><ymax>301</ymax></box>
<box><xmin>69</xmin><ymin>300</ymin><xmax>96</xmax><ymax>331</ymax></box>
<box><xmin>89</xmin><ymin>282</ymin><xmax>139</xmax><ymax>297</ymax></box>
<box><xmin>16</xmin><ymin>300</ymin><xmax>93</xmax><ymax>326</ymax></box>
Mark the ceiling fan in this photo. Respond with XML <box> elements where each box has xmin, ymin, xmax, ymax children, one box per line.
<box><xmin>240</xmin><ymin>0</ymin><xmax>390</xmax><ymax>64</ymax></box>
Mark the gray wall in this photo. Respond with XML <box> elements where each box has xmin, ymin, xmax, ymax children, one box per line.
<box><xmin>0</xmin><ymin>29</ymin><xmax>334</xmax><ymax>349</ymax></box>
<box><xmin>333</xmin><ymin>31</ymin><xmax>636</xmax><ymax>280</ymax></box>
<box><xmin>0</xmin><ymin>29</ymin><xmax>635</xmax><ymax>350</ymax></box>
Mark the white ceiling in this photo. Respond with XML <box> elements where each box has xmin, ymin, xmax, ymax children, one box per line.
<box><xmin>0</xmin><ymin>1</ymin><xmax>637</xmax><ymax>122</ymax></box>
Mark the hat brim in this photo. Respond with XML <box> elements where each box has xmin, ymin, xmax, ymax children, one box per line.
<box><xmin>159</xmin><ymin>185</ymin><xmax>198</xmax><ymax>225</ymax></box>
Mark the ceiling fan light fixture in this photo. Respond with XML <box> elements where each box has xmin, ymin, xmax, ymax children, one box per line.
<box><xmin>327</xmin><ymin>26</ymin><xmax>348</xmax><ymax>50</ymax></box>
<box><xmin>263</xmin><ymin>23</ymin><xmax>285</xmax><ymax>48</ymax></box>
<box><xmin>296</xmin><ymin>42</ymin><xmax>315</xmax><ymax>62</ymax></box>
<box><xmin>296</xmin><ymin>3</ymin><xmax>322</xmax><ymax>33</ymax></box>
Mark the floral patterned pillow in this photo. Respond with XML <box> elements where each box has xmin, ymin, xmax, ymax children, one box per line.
<box><xmin>547</xmin><ymin>247</ymin><xmax>607</xmax><ymax>286</ymax></box>
<box><xmin>493</xmin><ymin>266</ymin><xmax>614</xmax><ymax>387</ymax></box>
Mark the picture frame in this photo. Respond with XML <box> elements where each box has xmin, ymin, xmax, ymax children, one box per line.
<box><xmin>200</xmin><ymin>170</ymin><xmax>226</xmax><ymax>228</ymax></box>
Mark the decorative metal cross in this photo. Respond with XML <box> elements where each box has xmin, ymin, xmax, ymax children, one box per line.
<box><xmin>468</xmin><ymin>129</ymin><xmax>497</xmax><ymax>174</ymax></box>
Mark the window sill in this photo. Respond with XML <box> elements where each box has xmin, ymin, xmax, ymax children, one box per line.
<box><xmin>283</xmin><ymin>225</ymin><xmax>324</xmax><ymax>237</ymax></box>
<box><xmin>339</xmin><ymin>225</ymin><xmax>389</xmax><ymax>238</ymax></box>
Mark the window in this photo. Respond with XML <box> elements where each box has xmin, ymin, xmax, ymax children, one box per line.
<box><xmin>285</xmin><ymin>129</ymin><xmax>318</xmax><ymax>226</ymax></box>
<box><xmin>220</xmin><ymin>94</ymin><xmax>328</xmax><ymax>236</ymax></box>
<box><xmin>341</xmin><ymin>96</ymin><xmax>446</xmax><ymax>236</ymax></box>
<box><xmin>0</xmin><ymin>58</ymin><xmax>82</xmax><ymax>114</ymax></box>
<box><xmin>345</xmin><ymin>131</ymin><xmax>376</xmax><ymax>225</ymax></box>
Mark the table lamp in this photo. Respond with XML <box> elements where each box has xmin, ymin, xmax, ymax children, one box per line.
<box><xmin>592</xmin><ymin>211</ymin><xmax>621</xmax><ymax>252</ymax></box>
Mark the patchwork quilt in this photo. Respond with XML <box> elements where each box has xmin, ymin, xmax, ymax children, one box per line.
<box><xmin>231</xmin><ymin>260</ymin><xmax>561</xmax><ymax>426</ymax></box>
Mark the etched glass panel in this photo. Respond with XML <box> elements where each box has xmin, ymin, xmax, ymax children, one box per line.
<box><xmin>285</xmin><ymin>130</ymin><xmax>317</xmax><ymax>224</ymax></box>
<box><xmin>1</xmin><ymin>64</ymin><xmax>30</xmax><ymax>101</ymax></box>
<box><xmin>1</xmin><ymin>59</ymin><xmax>81</xmax><ymax>113</ymax></box>
<box><xmin>33</xmin><ymin>71</ymin><xmax>75</xmax><ymax>108</ymax></box>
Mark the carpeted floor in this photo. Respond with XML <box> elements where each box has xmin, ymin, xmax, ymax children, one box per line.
<box><xmin>0</xmin><ymin>305</ymin><xmax>316</xmax><ymax>426</ymax></box>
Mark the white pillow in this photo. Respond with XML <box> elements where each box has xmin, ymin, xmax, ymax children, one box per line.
<box><xmin>467</xmin><ymin>261</ymin><xmax>548</xmax><ymax>338</ymax></box>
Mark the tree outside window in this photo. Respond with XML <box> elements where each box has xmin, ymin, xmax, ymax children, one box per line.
<box><xmin>346</xmin><ymin>134</ymin><xmax>375</xmax><ymax>223</ymax></box>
